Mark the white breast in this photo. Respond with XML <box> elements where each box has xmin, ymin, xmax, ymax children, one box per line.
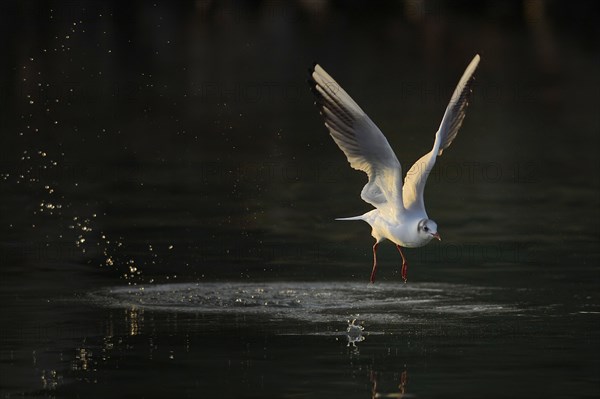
<box><xmin>367</xmin><ymin>211</ymin><xmax>431</xmax><ymax>248</ymax></box>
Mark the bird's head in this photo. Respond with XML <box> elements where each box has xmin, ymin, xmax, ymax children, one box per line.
<box><xmin>417</xmin><ymin>219</ymin><xmax>441</xmax><ymax>241</ymax></box>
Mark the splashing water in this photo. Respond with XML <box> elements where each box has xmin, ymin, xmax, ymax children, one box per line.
<box><xmin>346</xmin><ymin>318</ymin><xmax>365</xmax><ymax>347</ymax></box>
<box><xmin>3</xmin><ymin>12</ymin><xmax>170</xmax><ymax>285</ymax></box>
<box><xmin>87</xmin><ymin>281</ymin><xmax>520</xmax><ymax>329</ymax></box>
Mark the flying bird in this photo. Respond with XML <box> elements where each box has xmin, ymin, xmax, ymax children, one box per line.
<box><xmin>308</xmin><ymin>54</ymin><xmax>480</xmax><ymax>283</ymax></box>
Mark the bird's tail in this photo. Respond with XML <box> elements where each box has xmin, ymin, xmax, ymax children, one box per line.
<box><xmin>336</xmin><ymin>210</ymin><xmax>377</xmax><ymax>223</ymax></box>
<box><xmin>335</xmin><ymin>215</ymin><xmax>364</xmax><ymax>221</ymax></box>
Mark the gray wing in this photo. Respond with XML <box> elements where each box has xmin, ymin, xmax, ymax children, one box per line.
<box><xmin>309</xmin><ymin>64</ymin><xmax>404</xmax><ymax>219</ymax></box>
<box><xmin>403</xmin><ymin>54</ymin><xmax>480</xmax><ymax>212</ymax></box>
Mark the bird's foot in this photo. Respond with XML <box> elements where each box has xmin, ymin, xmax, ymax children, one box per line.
<box><xmin>401</xmin><ymin>262</ymin><xmax>408</xmax><ymax>283</ymax></box>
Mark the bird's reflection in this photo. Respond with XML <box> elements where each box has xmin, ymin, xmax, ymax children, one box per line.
<box><xmin>345</xmin><ymin>319</ymin><xmax>409</xmax><ymax>397</ymax></box>
<box><xmin>370</xmin><ymin>369</ymin><xmax>408</xmax><ymax>399</ymax></box>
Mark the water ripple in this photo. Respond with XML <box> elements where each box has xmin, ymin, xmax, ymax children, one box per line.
<box><xmin>88</xmin><ymin>281</ymin><xmax>518</xmax><ymax>324</ymax></box>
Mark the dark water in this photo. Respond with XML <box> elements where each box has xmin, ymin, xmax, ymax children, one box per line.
<box><xmin>1</xmin><ymin>1</ymin><xmax>599</xmax><ymax>398</ymax></box>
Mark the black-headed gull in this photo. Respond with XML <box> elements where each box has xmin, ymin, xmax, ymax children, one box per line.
<box><xmin>308</xmin><ymin>54</ymin><xmax>480</xmax><ymax>283</ymax></box>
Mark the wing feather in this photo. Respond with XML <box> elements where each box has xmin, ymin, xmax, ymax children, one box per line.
<box><xmin>403</xmin><ymin>54</ymin><xmax>480</xmax><ymax>212</ymax></box>
<box><xmin>309</xmin><ymin>64</ymin><xmax>404</xmax><ymax>218</ymax></box>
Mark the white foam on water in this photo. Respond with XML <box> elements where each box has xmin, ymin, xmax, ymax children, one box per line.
<box><xmin>87</xmin><ymin>281</ymin><xmax>518</xmax><ymax>324</ymax></box>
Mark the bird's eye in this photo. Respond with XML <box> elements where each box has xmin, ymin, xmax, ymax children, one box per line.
<box><xmin>424</xmin><ymin>226</ymin><xmax>429</xmax><ymax>232</ymax></box>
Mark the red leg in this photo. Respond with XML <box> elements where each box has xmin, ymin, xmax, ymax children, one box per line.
<box><xmin>396</xmin><ymin>245</ymin><xmax>408</xmax><ymax>283</ymax></box>
<box><xmin>370</xmin><ymin>243</ymin><xmax>379</xmax><ymax>284</ymax></box>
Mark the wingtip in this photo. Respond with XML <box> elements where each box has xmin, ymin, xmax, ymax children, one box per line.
<box><xmin>464</xmin><ymin>54</ymin><xmax>481</xmax><ymax>74</ymax></box>
<box><xmin>310</xmin><ymin>62</ymin><xmax>320</xmax><ymax>75</ymax></box>
<box><xmin>307</xmin><ymin>62</ymin><xmax>320</xmax><ymax>82</ymax></box>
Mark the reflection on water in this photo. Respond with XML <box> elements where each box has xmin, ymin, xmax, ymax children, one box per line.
<box><xmin>73</xmin><ymin>347</ymin><xmax>92</xmax><ymax>372</ymax></box>
<box><xmin>125</xmin><ymin>307</ymin><xmax>144</xmax><ymax>336</ymax></box>
<box><xmin>371</xmin><ymin>369</ymin><xmax>408</xmax><ymax>399</ymax></box>
<box><xmin>0</xmin><ymin>278</ymin><xmax>597</xmax><ymax>398</ymax></box>
<box><xmin>40</xmin><ymin>369</ymin><xmax>62</xmax><ymax>391</ymax></box>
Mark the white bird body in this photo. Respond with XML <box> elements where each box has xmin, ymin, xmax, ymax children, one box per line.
<box><xmin>338</xmin><ymin>208</ymin><xmax>431</xmax><ymax>248</ymax></box>
<box><xmin>308</xmin><ymin>54</ymin><xmax>480</xmax><ymax>283</ymax></box>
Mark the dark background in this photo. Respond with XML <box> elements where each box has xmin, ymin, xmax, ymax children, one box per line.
<box><xmin>0</xmin><ymin>1</ymin><xmax>599</xmax><ymax>397</ymax></box>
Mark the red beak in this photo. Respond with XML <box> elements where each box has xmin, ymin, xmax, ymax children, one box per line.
<box><xmin>432</xmin><ymin>232</ymin><xmax>441</xmax><ymax>241</ymax></box>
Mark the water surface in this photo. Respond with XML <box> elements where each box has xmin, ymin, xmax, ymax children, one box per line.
<box><xmin>1</xmin><ymin>1</ymin><xmax>599</xmax><ymax>398</ymax></box>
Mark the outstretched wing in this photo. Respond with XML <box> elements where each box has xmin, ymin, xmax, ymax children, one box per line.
<box><xmin>309</xmin><ymin>64</ymin><xmax>404</xmax><ymax>219</ymax></box>
<box><xmin>403</xmin><ymin>54</ymin><xmax>480</xmax><ymax>212</ymax></box>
